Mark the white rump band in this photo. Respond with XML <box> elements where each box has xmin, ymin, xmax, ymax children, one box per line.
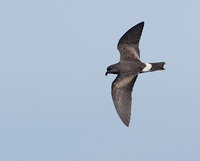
<box><xmin>142</xmin><ymin>63</ymin><xmax>152</xmax><ymax>72</ymax></box>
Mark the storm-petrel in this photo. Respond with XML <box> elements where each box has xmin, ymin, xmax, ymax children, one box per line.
<box><xmin>105</xmin><ymin>22</ymin><xmax>165</xmax><ymax>126</ymax></box>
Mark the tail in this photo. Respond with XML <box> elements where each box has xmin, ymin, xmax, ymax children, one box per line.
<box><xmin>142</xmin><ymin>62</ymin><xmax>165</xmax><ymax>72</ymax></box>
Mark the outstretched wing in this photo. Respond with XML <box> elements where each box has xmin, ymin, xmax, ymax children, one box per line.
<box><xmin>117</xmin><ymin>22</ymin><xmax>144</xmax><ymax>61</ymax></box>
<box><xmin>112</xmin><ymin>74</ymin><xmax>138</xmax><ymax>126</ymax></box>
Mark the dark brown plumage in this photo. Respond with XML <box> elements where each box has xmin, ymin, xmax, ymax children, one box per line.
<box><xmin>106</xmin><ymin>22</ymin><xmax>165</xmax><ymax>126</ymax></box>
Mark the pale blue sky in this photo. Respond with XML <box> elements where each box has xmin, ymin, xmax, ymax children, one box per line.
<box><xmin>0</xmin><ymin>0</ymin><xmax>200</xmax><ymax>161</ymax></box>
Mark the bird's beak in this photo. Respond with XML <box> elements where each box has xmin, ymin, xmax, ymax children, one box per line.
<box><xmin>105</xmin><ymin>71</ymin><xmax>109</xmax><ymax>76</ymax></box>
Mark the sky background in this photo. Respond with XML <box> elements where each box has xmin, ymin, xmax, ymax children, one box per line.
<box><xmin>0</xmin><ymin>0</ymin><xmax>200</xmax><ymax>161</ymax></box>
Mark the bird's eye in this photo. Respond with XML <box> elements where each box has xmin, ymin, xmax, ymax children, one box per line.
<box><xmin>107</xmin><ymin>67</ymin><xmax>111</xmax><ymax>71</ymax></box>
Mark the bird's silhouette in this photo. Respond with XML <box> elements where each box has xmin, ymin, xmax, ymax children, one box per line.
<box><xmin>106</xmin><ymin>22</ymin><xmax>165</xmax><ymax>126</ymax></box>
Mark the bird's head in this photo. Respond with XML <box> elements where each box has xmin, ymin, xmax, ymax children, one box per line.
<box><xmin>105</xmin><ymin>65</ymin><xmax>119</xmax><ymax>76</ymax></box>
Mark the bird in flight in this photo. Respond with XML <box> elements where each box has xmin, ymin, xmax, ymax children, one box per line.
<box><xmin>105</xmin><ymin>22</ymin><xmax>165</xmax><ymax>127</ymax></box>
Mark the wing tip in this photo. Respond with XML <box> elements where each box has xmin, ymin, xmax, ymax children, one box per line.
<box><xmin>139</xmin><ymin>21</ymin><xmax>145</xmax><ymax>25</ymax></box>
<box><xmin>135</xmin><ymin>21</ymin><xmax>145</xmax><ymax>28</ymax></box>
<box><xmin>125</xmin><ymin>123</ymin><xmax>130</xmax><ymax>127</ymax></box>
<box><xmin>118</xmin><ymin>21</ymin><xmax>145</xmax><ymax>47</ymax></box>
<box><xmin>120</xmin><ymin>117</ymin><xmax>130</xmax><ymax>127</ymax></box>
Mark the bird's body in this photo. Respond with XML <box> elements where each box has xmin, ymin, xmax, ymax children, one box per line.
<box><xmin>106</xmin><ymin>22</ymin><xmax>165</xmax><ymax>126</ymax></box>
